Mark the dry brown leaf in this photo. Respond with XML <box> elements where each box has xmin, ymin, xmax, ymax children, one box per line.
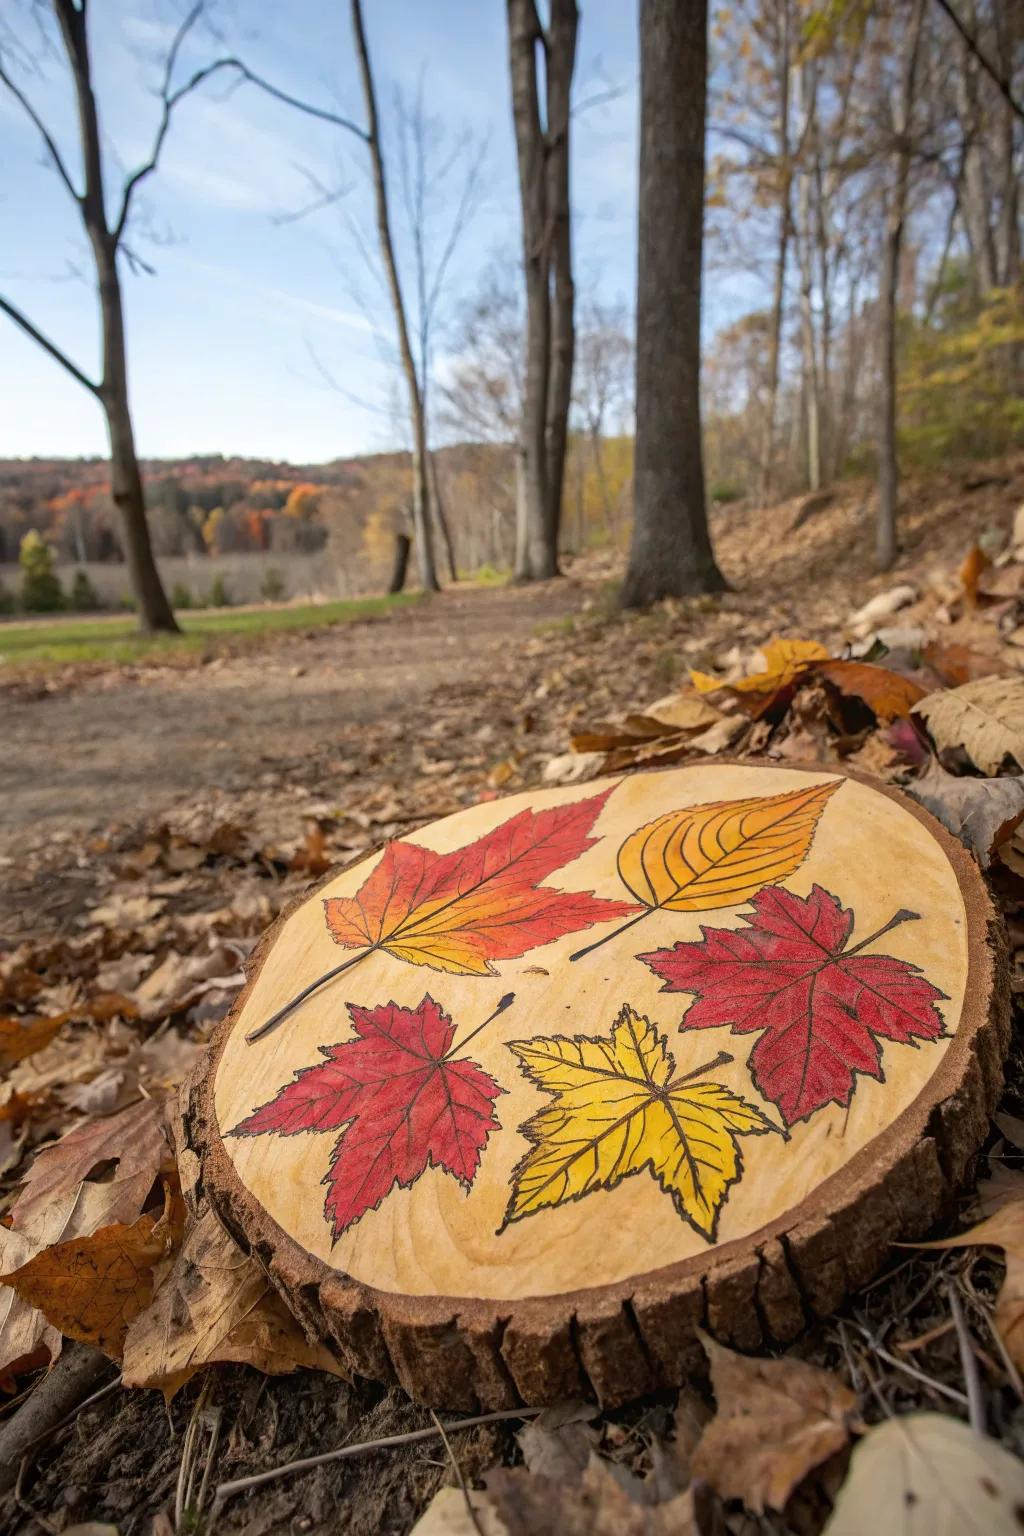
<box><xmin>815</xmin><ymin>659</ymin><xmax>929</xmax><ymax>721</ymax></box>
<box><xmin>918</xmin><ymin>1186</ymin><xmax>1024</xmax><ymax>1369</ymax></box>
<box><xmin>0</xmin><ymin>1227</ymin><xmax>61</xmax><ymax>1381</ymax></box>
<box><xmin>823</xmin><ymin>1413</ymin><xmax>1024</xmax><ymax>1536</ymax></box>
<box><xmin>0</xmin><ymin>1205</ymin><xmax>178</xmax><ymax>1358</ymax></box>
<box><xmin>411</xmin><ymin>1458</ymin><xmax>702</xmax><ymax>1536</ymax></box>
<box><xmin>914</xmin><ymin>676</ymin><xmax>1024</xmax><ymax>775</ymax></box>
<box><xmin>959</xmin><ymin>543</ymin><xmax>990</xmax><ymax>606</ymax></box>
<box><xmin>907</xmin><ymin>759</ymin><xmax>1024</xmax><ymax>867</ymax></box>
<box><xmin>11</xmin><ymin>1098</ymin><xmax>171</xmax><ymax>1248</ymax></box>
<box><xmin>921</xmin><ymin>640</ymin><xmax>1004</xmax><ymax>687</ymax></box>
<box><xmin>121</xmin><ymin>1205</ymin><xmax>346</xmax><ymax>1399</ymax></box>
<box><xmin>0</xmin><ymin>1013</ymin><xmax>69</xmax><ymax>1070</ymax></box>
<box><xmin>691</xmin><ymin>1329</ymin><xmax>856</xmax><ymax>1514</ymax></box>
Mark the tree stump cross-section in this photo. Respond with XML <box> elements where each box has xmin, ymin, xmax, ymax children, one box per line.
<box><xmin>188</xmin><ymin>761</ymin><xmax>1008</xmax><ymax>1410</ymax></box>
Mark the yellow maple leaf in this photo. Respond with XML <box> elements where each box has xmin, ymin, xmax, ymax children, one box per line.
<box><xmin>501</xmin><ymin>1004</ymin><xmax>776</xmax><ymax>1239</ymax></box>
<box><xmin>691</xmin><ymin>638</ymin><xmax>829</xmax><ymax>704</ymax></box>
<box><xmin>616</xmin><ymin>778</ymin><xmax>840</xmax><ymax>915</ymax></box>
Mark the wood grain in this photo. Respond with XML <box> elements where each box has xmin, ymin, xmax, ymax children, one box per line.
<box><xmin>187</xmin><ymin>761</ymin><xmax>1007</xmax><ymax>1409</ymax></box>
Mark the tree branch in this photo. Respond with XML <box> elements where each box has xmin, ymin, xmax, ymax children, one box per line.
<box><xmin>0</xmin><ymin>295</ymin><xmax>100</xmax><ymax>395</ymax></box>
<box><xmin>114</xmin><ymin>39</ymin><xmax>369</xmax><ymax>246</ymax></box>
<box><xmin>931</xmin><ymin>0</ymin><xmax>1024</xmax><ymax>122</ymax></box>
<box><xmin>0</xmin><ymin>58</ymin><xmax>81</xmax><ymax>202</ymax></box>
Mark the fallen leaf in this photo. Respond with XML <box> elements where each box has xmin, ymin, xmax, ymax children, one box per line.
<box><xmin>322</xmin><ymin>784</ymin><xmax>639</xmax><ymax>976</ymax></box>
<box><xmin>644</xmin><ymin>693</ymin><xmax>724</xmax><ymax>731</ymax></box>
<box><xmin>907</xmin><ymin>759</ymin><xmax>1024</xmax><ymax>867</ymax></box>
<box><xmin>542</xmin><ymin>751</ymin><xmax>605</xmax><ymax>785</ymax></box>
<box><xmin>231</xmin><ymin>995</ymin><xmax>505</xmax><ymax>1238</ymax></box>
<box><xmin>921</xmin><ymin>640</ymin><xmax>1003</xmax><ymax>687</ymax></box>
<box><xmin>815</xmin><ymin>659</ymin><xmax>929</xmax><ymax>721</ymax></box>
<box><xmin>918</xmin><ymin>1190</ymin><xmax>1024</xmax><ymax>1370</ymax></box>
<box><xmin>0</xmin><ymin>1227</ymin><xmax>61</xmax><ymax>1380</ymax></box>
<box><xmin>691</xmin><ymin>637</ymin><xmax>828</xmax><ymax>713</ymax></box>
<box><xmin>823</xmin><ymin>1413</ymin><xmax>1024</xmax><ymax>1535</ymax></box>
<box><xmin>411</xmin><ymin>1457</ymin><xmax>703</xmax><ymax>1536</ymax></box>
<box><xmin>122</xmin><ymin>1205</ymin><xmax>347</xmax><ymax>1399</ymax></box>
<box><xmin>0</xmin><ymin>1013</ymin><xmax>69</xmax><ymax>1070</ymax></box>
<box><xmin>692</xmin><ymin>1330</ymin><xmax>856</xmax><ymax>1513</ymax></box>
<box><xmin>848</xmin><ymin>586</ymin><xmax>917</xmax><ymax>633</ymax></box>
<box><xmin>641</xmin><ymin>883</ymin><xmax>945</xmax><ymax>1126</ymax></box>
<box><xmin>914</xmin><ymin>676</ymin><xmax>1024</xmax><ymax>775</ymax></box>
<box><xmin>1</xmin><ymin>1207</ymin><xmax>177</xmax><ymax>1358</ymax></box>
<box><xmin>11</xmin><ymin>1098</ymin><xmax>171</xmax><ymax>1248</ymax></box>
<box><xmin>959</xmin><ymin>544</ymin><xmax>991</xmax><ymax>606</ymax></box>
<box><xmin>501</xmin><ymin>1003</ymin><xmax>775</xmax><ymax>1238</ymax></box>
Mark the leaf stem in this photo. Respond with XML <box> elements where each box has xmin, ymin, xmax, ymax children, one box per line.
<box><xmin>446</xmin><ymin>993</ymin><xmax>516</xmax><ymax>1060</ymax></box>
<box><xmin>245</xmin><ymin>947</ymin><xmax>375</xmax><ymax>1043</ymax></box>
<box><xmin>846</xmin><ymin>908</ymin><xmax>919</xmax><ymax>958</ymax></box>
<box><xmin>667</xmin><ymin>1050</ymin><xmax>734</xmax><ymax>1090</ymax></box>
<box><xmin>569</xmin><ymin>907</ymin><xmax>651</xmax><ymax>963</ymax></box>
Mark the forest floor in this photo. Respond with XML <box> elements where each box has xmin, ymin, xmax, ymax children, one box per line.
<box><xmin>3</xmin><ymin>453</ymin><xmax>1024</xmax><ymax>1536</ymax></box>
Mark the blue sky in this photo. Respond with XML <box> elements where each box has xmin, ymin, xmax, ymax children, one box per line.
<box><xmin>0</xmin><ymin>1</ymin><xmax>755</xmax><ymax>465</ymax></box>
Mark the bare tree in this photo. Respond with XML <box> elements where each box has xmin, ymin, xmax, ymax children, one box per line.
<box><xmin>573</xmin><ymin>299</ymin><xmax>633</xmax><ymax>537</ymax></box>
<box><xmin>350</xmin><ymin>0</ymin><xmax>438</xmax><ymax>592</ymax></box>
<box><xmin>507</xmin><ymin>0</ymin><xmax>578</xmax><ymax>581</ymax></box>
<box><xmin>877</xmin><ymin>0</ymin><xmax>926</xmax><ymax>570</ymax></box>
<box><xmin>394</xmin><ymin>83</ymin><xmax>487</xmax><ymax>583</ymax></box>
<box><xmin>0</xmin><ymin>0</ymin><xmax>367</xmax><ymax>630</ymax></box>
<box><xmin>622</xmin><ymin>0</ymin><xmax>725</xmax><ymax>607</ymax></box>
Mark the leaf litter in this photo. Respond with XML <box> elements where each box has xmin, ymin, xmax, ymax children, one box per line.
<box><xmin>6</xmin><ymin>468</ymin><xmax>1024</xmax><ymax>1531</ymax></box>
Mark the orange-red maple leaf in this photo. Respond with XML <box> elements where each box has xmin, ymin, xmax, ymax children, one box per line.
<box><xmin>323</xmin><ymin>784</ymin><xmax>640</xmax><ymax>976</ymax></box>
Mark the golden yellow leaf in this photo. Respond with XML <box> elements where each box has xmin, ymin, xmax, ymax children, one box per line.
<box><xmin>690</xmin><ymin>638</ymin><xmax>829</xmax><ymax>701</ymax></box>
<box><xmin>501</xmin><ymin>1004</ymin><xmax>776</xmax><ymax>1239</ymax></box>
<box><xmin>616</xmin><ymin>779</ymin><xmax>840</xmax><ymax>914</ymax></box>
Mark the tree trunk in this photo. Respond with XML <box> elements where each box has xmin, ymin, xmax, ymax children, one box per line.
<box><xmin>508</xmin><ymin>0</ymin><xmax>554</xmax><ymax>580</ymax></box>
<box><xmin>429</xmin><ymin>452</ymin><xmax>457</xmax><ymax>582</ymax></box>
<box><xmin>542</xmin><ymin>0</ymin><xmax>578</xmax><ymax>563</ymax></box>
<box><xmin>794</xmin><ymin>60</ymin><xmax>822</xmax><ymax>493</ymax></box>
<box><xmin>388</xmin><ymin>529</ymin><xmax>412</xmax><ymax>594</ymax></box>
<box><xmin>621</xmin><ymin>0</ymin><xmax>725</xmax><ymax>608</ymax></box>
<box><xmin>507</xmin><ymin>0</ymin><xmax>577</xmax><ymax>582</ymax></box>
<box><xmin>351</xmin><ymin>0</ymin><xmax>439</xmax><ymax>594</ymax></box>
<box><xmin>876</xmin><ymin>0</ymin><xmax>925</xmax><ymax>572</ymax></box>
<box><xmin>758</xmin><ymin>0</ymin><xmax>791</xmax><ymax>508</ymax></box>
<box><xmin>55</xmin><ymin>0</ymin><xmax>178</xmax><ymax>633</ymax></box>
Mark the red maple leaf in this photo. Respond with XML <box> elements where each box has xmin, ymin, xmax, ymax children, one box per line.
<box><xmin>230</xmin><ymin>995</ymin><xmax>505</xmax><ymax>1238</ymax></box>
<box><xmin>322</xmin><ymin>783</ymin><xmax>640</xmax><ymax>976</ymax></box>
<box><xmin>638</xmin><ymin>884</ymin><xmax>946</xmax><ymax>1126</ymax></box>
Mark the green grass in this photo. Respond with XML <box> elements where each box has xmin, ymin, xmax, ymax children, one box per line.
<box><xmin>0</xmin><ymin>592</ymin><xmax>421</xmax><ymax>668</ymax></box>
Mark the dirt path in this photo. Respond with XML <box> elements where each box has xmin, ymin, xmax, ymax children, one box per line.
<box><xmin>1</xmin><ymin>583</ymin><xmax>580</xmax><ymax>855</ymax></box>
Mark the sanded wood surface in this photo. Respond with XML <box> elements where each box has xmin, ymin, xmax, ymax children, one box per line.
<box><xmin>188</xmin><ymin>762</ymin><xmax>1007</xmax><ymax>1409</ymax></box>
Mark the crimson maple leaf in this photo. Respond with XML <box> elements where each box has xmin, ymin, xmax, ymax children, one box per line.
<box><xmin>249</xmin><ymin>785</ymin><xmax>640</xmax><ymax>1042</ymax></box>
<box><xmin>230</xmin><ymin>995</ymin><xmax>505</xmax><ymax>1238</ymax></box>
<box><xmin>639</xmin><ymin>884</ymin><xmax>946</xmax><ymax>1126</ymax></box>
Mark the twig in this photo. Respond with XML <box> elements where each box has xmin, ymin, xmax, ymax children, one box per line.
<box><xmin>947</xmin><ymin>1281</ymin><xmax>985</xmax><ymax>1434</ymax></box>
<box><xmin>0</xmin><ymin>1344</ymin><xmax>111</xmax><ymax>1497</ymax></box>
<box><xmin>984</xmin><ymin>1310</ymin><xmax>1024</xmax><ymax>1402</ymax></box>
<box><xmin>850</xmin><ymin>1324</ymin><xmax>969</xmax><ymax>1407</ymax></box>
<box><xmin>214</xmin><ymin>1406</ymin><xmax>544</xmax><ymax>1501</ymax></box>
<box><xmin>430</xmin><ymin>1408</ymin><xmax>486</xmax><ymax>1536</ymax></box>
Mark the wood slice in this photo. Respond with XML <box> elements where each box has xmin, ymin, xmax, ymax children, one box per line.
<box><xmin>187</xmin><ymin>761</ymin><xmax>1008</xmax><ymax>1410</ymax></box>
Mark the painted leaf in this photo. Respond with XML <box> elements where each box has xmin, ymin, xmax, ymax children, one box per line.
<box><xmin>230</xmin><ymin>995</ymin><xmax>504</xmax><ymax>1239</ymax></box>
<box><xmin>690</xmin><ymin>638</ymin><xmax>828</xmax><ymax>713</ymax></box>
<box><xmin>616</xmin><ymin>779</ymin><xmax>840</xmax><ymax>916</ymax></box>
<box><xmin>501</xmin><ymin>1004</ymin><xmax>775</xmax><ymax>1240</ymax></box>
<box><xmin>323</xmin><ymin>784</ymin><xmax>639</xmax><ymax>976</ymax></box>
<box><xmin>640</xmin><ymin>884</ymin><xmax>945</xmax><ymax>1126</ymax></box>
